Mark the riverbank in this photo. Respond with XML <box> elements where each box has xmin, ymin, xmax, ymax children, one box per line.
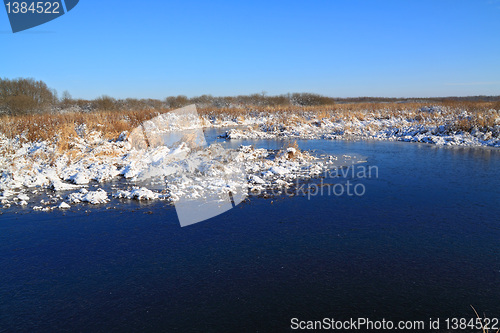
<box><xmin>1</xmin><ymin>103</ymin><xmax>498</xmax><ymax>211</ymax></box>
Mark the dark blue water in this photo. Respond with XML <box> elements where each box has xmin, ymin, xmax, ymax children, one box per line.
<box><xmin>1</xmin><ymin>138</ymin><xmax>499</xmax><ymax>332</ymax></box>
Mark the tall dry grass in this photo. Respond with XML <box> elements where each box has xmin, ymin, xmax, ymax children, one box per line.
<box><xmin>0</xmin><ymin>109</ymin><xmax>170</xmax><ymax>150</ymax></box>
<box><xmin>0</xmin><ymin>101</ymin><xmax>498</xmax><ymax>150</ymax></box>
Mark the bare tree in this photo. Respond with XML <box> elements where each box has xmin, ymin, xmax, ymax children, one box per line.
<box><xmin>0</xmin><ymin>78</ymin><xmax>56</xmax><ymax>115</ymax></box>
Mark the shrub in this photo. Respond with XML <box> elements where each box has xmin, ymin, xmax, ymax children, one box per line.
<box><xmin>291</xmin><ymin>93</ymin><xmax>335</xmax><ymax>106</ymax></box>
<box><xmin>165</xmin><ymin>95</ymin><xmax>189</xmax><ymax>108</ymax></box>
<box><xmin>493</xmin><ymin>101</ymin><xmax>500</xmax><ymax>111</ymax></box>
<box><xmin>93</xmin><ymin>95</ymin><xmax>117</xmax><ymax>111</ymax></box>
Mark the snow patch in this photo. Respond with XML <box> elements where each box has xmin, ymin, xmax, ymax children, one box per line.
<box><xmin>58</xmin><ymin>202</ymin><xmax>71</xmax><ymax>209</ymax></box>
<box><xmin>68</xmin><ymin>189</ymin><xmax>109</xmax><ymax>204</ymax></box>
<box><xmin>113</xmin><ymin>187</ymin><xmax>167</xmax><ymax>200</ymax></box>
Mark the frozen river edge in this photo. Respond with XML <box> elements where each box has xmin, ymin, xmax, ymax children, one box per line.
<box><xmin>0</xmin><ymin>107</ymin><xmax>498</xmax><ymax>212</ymax></box>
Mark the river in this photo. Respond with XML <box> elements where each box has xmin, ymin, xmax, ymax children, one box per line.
<box><xmin>0</xmin><ymin>134</ymin><xmax>499</xmax><ymax>332</ymax></box>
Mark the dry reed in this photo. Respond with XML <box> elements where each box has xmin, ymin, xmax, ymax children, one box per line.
<box><xmin>0</xmin><ymin>101</ymin><xmax>498</xmax><ymax>150</ymax></box>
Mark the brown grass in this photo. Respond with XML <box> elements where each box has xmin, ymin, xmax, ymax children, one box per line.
<box><xmin>0</xmin><ymin>109</ymin><xmax>171</xmax><ymax>151</ymax></box>
<box><xmin>0</xmin><ymin>101</ymin><xmax>498</xmax><ymax>151</ymax></box>
<box><xmin>281</xmin><ymin>140</ymin><xmax>304</xmax><ymax>160</ymax></box>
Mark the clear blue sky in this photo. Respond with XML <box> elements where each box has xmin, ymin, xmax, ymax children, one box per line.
<box><xmin>1</xmin><ymin>0</ymin><xmax>500</xmax><ymax>99</ymax></box>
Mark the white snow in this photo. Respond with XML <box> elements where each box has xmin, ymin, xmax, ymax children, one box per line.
<box><xmin>249</xmin><ymin>175</ymin><xmax>266</xmax><ymax>184</ymax></box>
<box><xmin>268</xmin><ymin>166</ymin><xmax>290</xmax><ymax>176</ymax></box>
<box><xmin>68</xmin><ymin>189</ymin><xmax>109</xmax><ymax>204</ymax></box>
<box><xmin>58</xmin><ymin>202</ymin><xmax>71</xmax><ymax>209</ymax></box>
<box><xmin>113</xmin><ymin>187</ymin><xmax>166</xmax><ymax>200</ymax></box>
<box><xmin>219</xmin><ymin>108</ymin><xmax>500</xmax><ymax>148</ymax></box>
<box><xmin>17</xmin><ymin>193</ymin><xmax>30</xmax><ymax>201</ymax></box>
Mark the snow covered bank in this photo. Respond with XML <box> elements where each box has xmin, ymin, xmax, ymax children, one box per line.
<box><xmin>0</xmin><ymin>131</ymin><xmax>344</xmax><ymax>211</ymax></box>
<box><xmin>1</xmin><ymin>104</ymin><xmax>498</xmax><ymax>212</ymax></box>
<box><xmin>219</xmin><ymin>108</ymin><xmax>500</xmax><ymax>147</ymax></box>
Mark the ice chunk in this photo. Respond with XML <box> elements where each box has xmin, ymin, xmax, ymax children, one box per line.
<box><xmin>68</xmin><ymin>188</ymin><xmax>109</xmax><ymax>204</ymax></box>
<box><xmin>17</xmin><ymin>193</ymin><xmax>29</xmax><ymax>201</ymax></box>
<box><xmin>269</xmin><ymin>166</ymin><xmax>289</xmax><ymax>176</ymax></box>
<box><xmin>249</xmin><ymin>175</ymin><xmax>266</xmax><ymax>184</ymax></box>
<box><xmin>58</xmin><ymin>202</ymin><xmax>71</xmax><ymax>209</ymax></box>
<box><xmin>113</xmin><ymin>187</ymin><xmax>161</xmax><ymax>200</ymax></box>
<box><xmin>69</xmin><ymin>172</ymin><xmax>90</xmax><ymax>185</ymax></box>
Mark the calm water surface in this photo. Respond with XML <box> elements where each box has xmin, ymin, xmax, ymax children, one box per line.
<box><xmin>0</xmin><ymin>136</ymin><xmax>499</xmax><ymax>332</ymax></box>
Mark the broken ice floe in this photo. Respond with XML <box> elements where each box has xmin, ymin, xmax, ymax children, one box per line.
<box><xmin>68</xmin><ymin>189</ymin><xmax>109</xmax><ymax>205</ymax></box>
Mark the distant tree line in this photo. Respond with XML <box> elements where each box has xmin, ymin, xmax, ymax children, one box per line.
<box><xmin>1</xmin><ymin>77</ymin><xmax>500</xmax><ymax>116</ymax></box>
<box><xmin>59</xmin><ymin>92</ymin><xmax>339</xmax><ymax>113</ymax></box>
<box><xmin>0</xmin><ymin>78</ymin><xmax>57</xmax><ymax>115</ymax></box>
